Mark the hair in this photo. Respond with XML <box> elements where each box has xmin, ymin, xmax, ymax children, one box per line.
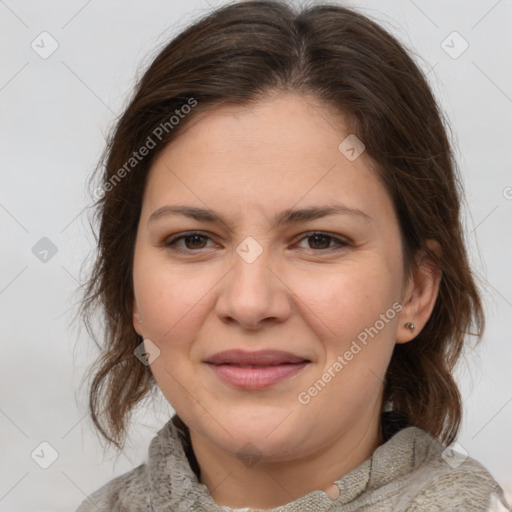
<box><xmin>79</xmin><ymin>0</ymin><xmax>484</xmax><ymax>451</ymax></box>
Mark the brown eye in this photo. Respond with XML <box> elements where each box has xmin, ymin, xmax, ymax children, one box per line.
<box><xmin>165</xmin><ymin>232</ymin><xmax>213</xmax><ymax>253</ymax></box>
<box><xmin>308</xmin><ymin>234</ymin><xmax>331</xmax><ymax>250</ymax></box>
<box><xmin>164</xmin><ymin>231</ymin><xmax>350</xmax><ymax>255</ymax></box>
<box><xmin>182</xmin><ymin>234</ymin><xmax>208</xmax><ymax>249</ymax></box>
<box><xmin>296</xmin><ymin>232</ymin><xmax>350</xmax><ymax>252</ymax></box>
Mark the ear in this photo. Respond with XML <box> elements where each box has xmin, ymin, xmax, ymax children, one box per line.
<box><xmin>396</xmin><ymin>240</ymin><xmax>442</xmax><ymax>344</ymax></box>
<box><xmin>133</xmin><ymin>297</ymin><xmax>144</xmax><ymax>337</ymax></box>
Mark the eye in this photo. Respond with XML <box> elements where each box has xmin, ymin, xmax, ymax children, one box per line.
<box><xmin>164</xmin><ymin>231</ymin><xmax>350</xmax><ymax>255</ymax></box>
<box><xmin>164</xmin><ymin>232</ymin><xmax>214</xmax><ymax>254</ymax></box>
<box><xmin>295</xmin><ymin>232</ymin><xmax>350</xmax><ymax>252</ymax></box>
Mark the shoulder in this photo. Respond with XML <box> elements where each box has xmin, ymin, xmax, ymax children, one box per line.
<box><xmin>74</xmin><ymin>462</ymin><xmax>150</xmax><ymax>512</ymax></box>
<box><xmin>396</xmin><ymin>429</ymin><xmax>507</xmax><ymax>511</ymax></box>
<box><xmin>406</xmin><ymin>458</ymin><xmax>506</xmax><ymax>511</ymax></box>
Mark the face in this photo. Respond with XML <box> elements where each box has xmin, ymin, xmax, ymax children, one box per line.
<box><xmin>132</xmin><ymin>92</ymin><xmax>411</xmax><ymax>463</ymax></box>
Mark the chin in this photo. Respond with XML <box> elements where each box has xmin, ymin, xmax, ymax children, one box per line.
<box><xmin>225</xmin><ymin>430</ymin><xmax>304</xmax><ymax>464</ymax></box>
<box><xmin>200</xmin><ymin>405</ymin><xmax>312</xmax><ymax>461</ymax></box>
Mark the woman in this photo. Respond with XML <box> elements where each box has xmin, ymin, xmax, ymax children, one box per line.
<box><xmin>76</xmin><ymin>1</ymin><xmax>508</xmax><ymax>510</ymax></box>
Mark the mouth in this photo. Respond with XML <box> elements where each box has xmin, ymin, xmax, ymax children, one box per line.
<box><xmin>204</xmin><ymin>349</ymin><xmax>311</xmax><ymax>390</ymax></box>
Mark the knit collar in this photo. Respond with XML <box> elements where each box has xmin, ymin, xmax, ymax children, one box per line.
<box><xmin>146</xmin><ymin>413</ymin><xmax>426</xmax><ymax>511</ymax></box>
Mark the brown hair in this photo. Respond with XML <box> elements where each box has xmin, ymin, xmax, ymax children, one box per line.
<box><xmin>79</xmin><ymin>0</ymin><xmax>484</xmax><ymax>451</ymax></box>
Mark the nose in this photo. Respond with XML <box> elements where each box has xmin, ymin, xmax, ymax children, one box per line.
<box><xmin>215</xmin><ymin>243</ymin><xmax>292</xmax><ymax>330</ymax></box>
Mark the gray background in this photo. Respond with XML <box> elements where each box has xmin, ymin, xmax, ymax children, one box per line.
<box><xmin>1</xmin><ymin>0</ymin><xmax>511</xmax><ymax>510</ymax></box>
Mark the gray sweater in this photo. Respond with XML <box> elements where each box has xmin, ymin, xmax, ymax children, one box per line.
<box><xmin>75</xmin><ymin>415</ymin><xmax>509</xmax><ymax>511</ymax></box>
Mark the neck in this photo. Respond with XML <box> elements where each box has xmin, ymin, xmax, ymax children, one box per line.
<box><xmin>189</xmin><ymin>410</ymin><xmax>383</xmax><ymax>509</ymax></box>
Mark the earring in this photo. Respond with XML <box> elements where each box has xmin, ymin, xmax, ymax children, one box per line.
<box><xmin>139</xmin><ymin>318</ymin><xmax>143</xmax><ymax>325</ymax></box>
<box><xmin>404</xmin><ymin>322</ymin><xmax>415</xmax><ymax>331</ymax></box>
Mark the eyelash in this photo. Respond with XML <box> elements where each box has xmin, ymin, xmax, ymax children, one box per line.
<box><xmin>164</xmin><ymin>231</ymin><xmax>350</xmax><ymax>254</ymax></box>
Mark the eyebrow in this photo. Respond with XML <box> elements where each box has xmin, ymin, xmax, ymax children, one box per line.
<box><xmin>148</xmin><ymin>204</ymin><xmax>372</xmax><ymax>229</ymax></box>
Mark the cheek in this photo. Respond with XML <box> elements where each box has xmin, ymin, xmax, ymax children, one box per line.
<box><xmin>133</xmin><ymin>256</ymin><xmax>217</xmax><ymax>347</ymax></box>
<box><xmin>133</xmin><ymin>257</ymin><xmax>212</xmax><ymax>414</ymax></box>
<box><xmin>292</xmin><ymin>255</ymin><xmax>401</xmax><ymax>402</ymax></box>
<box><xmin>298</xmin><ymin>270</ymin><xmax>399</xmax><ymax>425</ymax></box>
<box><xmin>292</xmin><ymin>257</ymin><xmax>399</xmax><ymax>339</ymax></box>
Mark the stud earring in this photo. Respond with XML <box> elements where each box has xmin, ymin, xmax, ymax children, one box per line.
<box><xmin>404</xmin><ymin>322</ymin><xmax>415</xmax><ymax>331</ymax></box>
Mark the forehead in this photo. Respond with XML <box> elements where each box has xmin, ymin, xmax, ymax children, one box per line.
<box><xmin>166</xmin><ymin>92</ymin><xmax>351</xmax><ymax>163</ymax></box>
<box><xmin>141</xmin><ymin>92</ymin><xmax>394</xmax><ymax>226</ymax></box>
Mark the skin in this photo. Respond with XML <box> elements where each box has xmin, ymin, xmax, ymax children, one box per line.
<box><xmin>132</xmin><ymin>91</ymin><xmax>441</xmax><ymax>509</ymax></box>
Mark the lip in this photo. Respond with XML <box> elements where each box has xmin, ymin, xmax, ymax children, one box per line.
<box><xmin>204</xmin><ymin>349</ymin><xmax>311</xmax><ymax>390</ymax></box>
<box><xmin>205</xmin><ymin>349</ymin><xmax>309</xmax><ymax>366</ymax></box>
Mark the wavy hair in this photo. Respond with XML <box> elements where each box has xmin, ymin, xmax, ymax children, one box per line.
<box><xmin>79</xmin><ymin>0</ymin><xmax>484</xmax><ymax>450</ymax></box>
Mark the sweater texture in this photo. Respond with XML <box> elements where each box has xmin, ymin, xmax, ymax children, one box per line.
<box><xmin>75</xmin><ymin>413</ymin><xmax>509</xmax><ymax>511</ymax></box>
